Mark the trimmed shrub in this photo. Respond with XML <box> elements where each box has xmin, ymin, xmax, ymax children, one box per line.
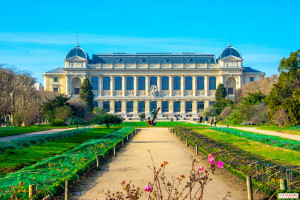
<box><xmin>50</xmin><ymin>119</ymin><xmax>66</xmax><ymax>126</ymax></box>
<box><xmin>66</xmin><ymin>116</ymin><xmax>86</xmax><ymax>125</ymax></box>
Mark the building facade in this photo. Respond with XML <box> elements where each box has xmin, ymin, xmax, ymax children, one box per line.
<box><xmin>43</xmin><ymin>44</ymin><xmax>264</xmax><ymax>120</ymax></box>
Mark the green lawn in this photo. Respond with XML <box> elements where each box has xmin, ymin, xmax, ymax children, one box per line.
<box><xmin>193</xmin><ymin>128</ymin><xmax>300</xmax><ymax>165</ymax></box>
<box><xmin>0</xmin><ymin>124</ymin><xmax>87</xmax><ymax>138</ymax></box>
<box><xmin>0</xmin><ymin>127</ymin><xmax>116</xmax><ymax>175</ymax></box>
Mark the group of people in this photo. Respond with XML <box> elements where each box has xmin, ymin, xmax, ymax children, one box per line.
<box><xmin>198</xmin><ymin>116</ymin><xmax>217</xmax><ymax>126</ymax></box>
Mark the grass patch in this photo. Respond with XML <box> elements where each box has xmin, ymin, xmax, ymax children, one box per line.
<box><xmin>193</xmin><ymin>128</ymin><xmax>300</xmax><ymax>165</ymax></box>
<box><xmin>257</xmin><ymin>125</ymin><xmax>300</xmax><ymax>135</ymax></box>
<box><xmin>0</xmin><ymin>124</ymin><xmax>88</xmax><ymax>138</ymax></box>
<box><xmin>0</xmin><ymin>127</ymin><xmax>116</xmax><ymax>175</ymax></box>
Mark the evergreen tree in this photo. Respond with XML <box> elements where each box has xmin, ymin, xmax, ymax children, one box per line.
<box><xmin>214</xmin><ymin>83</ymin><xmax>233</xmax><ymax>115</ymax></box>
<box><xmin>79</xmin><ymin>78</ymin><xmax>94</xmax><ymax>110</ymax></box>
<box><xmin>266</xmin><ymin>50</ymin><xmax>300</xmax><ymax>126</ymax></box>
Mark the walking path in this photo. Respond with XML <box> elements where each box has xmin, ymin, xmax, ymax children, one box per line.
<box><xmin>0</xmin><ymin>125</ymin><xmax>97</xmax><ymax>142</ymax></box>
<box><xmin>71</xmin><ymin>128</ymin><xmax>263</xmax><ymax>200</ymax></box>
<box><xmin>186</xmin><ymin>120</ymin><xmax>300</xmax><ymax>141</ymax></box>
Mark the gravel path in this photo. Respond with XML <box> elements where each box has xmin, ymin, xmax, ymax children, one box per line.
<box><xmin>70</xmin><ymin>128</ymin><xmax>263</xmax><ymax>200</ymax></box>
<box><xmin>0</xmin><ymin>126</ymin><xmax>96</xmax><ymax>142</ymax></box>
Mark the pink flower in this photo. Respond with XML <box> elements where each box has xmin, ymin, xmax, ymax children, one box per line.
<box><xmin>199</xmin><ymin>166</ymin><xmax>204</xmax><ymax>170</ymax></box>
<box><xmin>145</xmin><ymin>185</ymin><xmax>151</xmax><ymax>192</ymax></box>
<box><xmin>216</xmin><ymin>161</ymin><xmax>224</xmax><ymax>169</ymax></box>
<box><xmin>208</xmin><ymin>157</ymin><xmax>215</xmax><ymax>164</ymax></box>
<box><xmin>208</xmin><ymin>154</ymin><xmax>213</xmax><ymax>158</ymax></box>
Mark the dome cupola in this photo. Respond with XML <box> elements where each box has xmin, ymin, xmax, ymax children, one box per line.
<box><xmin>66</xmin><ymin>45</ymin><xmax>89</xmax><ymax>60</ymax></box>
<box><xmin>219</xmin><ymin>44</ymin><xmax>242</xmax><ymax>59</ymax></box>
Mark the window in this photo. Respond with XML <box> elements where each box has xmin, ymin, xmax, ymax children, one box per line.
<box><xmin>103</xmin><ymin>101</ymin><xmax>110</xmax><ymax>112</ymax></box>
<box><xmin>53</xmin><ymin>87</ymin><xmax>58</xmax><ymax>93</ymax></box>
<box><xmin>185</xmin><ymin>76</ymin><xmax>192</xmax><ymax>90</ymax></box>
<box><xmin>103</xmin><ymin>77</ymin><xmax>110</xmax><ymax>90</ymax></box>
<box><xmin>115</xmin><ymin>101</ymin><xmax>122</xmax><ymax>112</ymax></box>
<box><xmin>150</xmin><ymin>101</ymin><xmax>157</xmax><ymax>112</ymax></box>
<box><xmin>162</xmin><ymin>76</ymin><xmax>169</xmax><ymax>90</ymax></box>
<box><xmin>127</xmin><ymin>101</ymin><xmax>133</xmax><ymax>112</ymax></box>
<box><xmin>197</xmin><ymin>101</ymin><xmax>204</xmax><ymax>110</ymax></box>
<box><xmin>138</xmin><ymin>101</ymin><xmax>145</xmax><ymax>112</ymax></box>
<box><xmin>115</xmin><ymin>76</ymin><xmax>122</xmax><ymax>90</ymax></box>
<box><xmin>173</xmin><ymin>76</ymin><xmax>181</xmax><ymax>90</ymax></box>
<box><xmin>150</xmin><ymin>77</ymin><xmax>157</xmax><ymax>87</ymax></box>
<box><xmin>209</xmin><ymin>76</ymin><xmax>216</xmax><ymax>90</ymax></box>
<box><xmin>186</xmin><ymin>101</ymin><xmax>192</xmax><ymax>112</ymax></box>
<box><xmin>197</xmin><ymin>76</ymin><xmax>204</xmax><ymax>90</ymax></box>
<box><xmin>74</xmin><ymin>88</ymin><xmax>80</xmax><ymax>94</ymax></box>
<box><xmin>228</xmin><ymin>88</ymin><xmax>234</xmax><ymax>95</ymax></box>
<box><xmin>126</xmin><ymin>77</ymin><xmax>133</xmax><ymax>90</ymax></box>
<box><xmin>209</xmin><ymin>101</ymin><xmax>215</xmax><ymax>106</ymax></box>
<box><xmin>54</xmin><ymin>77</ymin><xmax>58</xmax><ymax>82</ymax></box>
<box><xmin>174</xmin><ymin>101</ymin><xmax>181</xmax><ymax>112</ymax></box>
<box><xmin>250</xmin><ymin>77</ymin><xmax>254</xmax><ymax>82</ymax></box>
<box><xmin>138</xmin><ymin>76</ymin><xmax>145</xmax><ymax>90</ymax></box>
<box><xmin>91</xmin><ymin>77</ymin><xmax>98</xmax><ymax>90</ymax></box>
<box><xmin>93</xmin><ymin>101</ymin><xmax>98</xmax><ymax>107</ymax></box>
<box><xmin>162</xmin><ymin>101</ymin><xmax>169</xmax><ymax>112</ymax></box>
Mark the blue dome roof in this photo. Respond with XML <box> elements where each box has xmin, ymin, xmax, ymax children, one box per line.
<box><xmin>219</xmin><ymin>44</ymin><xmax>242</xmax><ymax>59</ymax></box>
<box><xmin>66</xmin><ymin>45</ymin><xmax>89</xmax><ymax>60</ymax></box>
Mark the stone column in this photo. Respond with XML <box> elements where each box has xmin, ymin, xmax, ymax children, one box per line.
<box><xmin>145</xmin><ymin>76</ymin><xmax>149</xmax><ymax>96</ymax></box>
<box><xmin>238</xmin><ymin>76</ymin><xmax>242</xmax><ymax>89</ymax></box>
<box><xmin>110</xmin><ymin>100</ymin><xmax>115</xmax><ymax>114</ymax></box>
<box><xmin>181</xmin><ymin>76</ymin><xmax>185</xmax><ymax>97</ymax></box>
<box><xmin>158</xmin><ymin>100</ymin><xmax>162</xmax><ymax>115</ymax></box>
<box><xmin>169</xmin><ymin>76</ymin><xmax>173</xmax><ymax>96</ymax></box>
<box><xmin>122</xmin><ymin>75</ymin><xmax>126</xmax><ymax>97</ymax></box>
<box><xmin>99</xmin><ymin>76</ymin><xmax>102</xmax><ymax>97</ymax></box>
<box><xmin>181</xmin><ymin>100</ymin><xmax>186</xmax><ymax>115</ymax></box>
<box><xmin>133</xmin><ymin>100</ymin><xmax>138</xmax><ymax>117</ymax></box>
<box><xmin>193</xmin><ymin>100</ymin><xmax>197</xmax><ymax>115</ymax></box>
<box><xmin>65</xmin><ymin>75</ymin><xmax>69</xmax><ymax>95</ymax></box>
<box><xmin>204</xmin><ymin>76</ymin><xmax>208</xmax><ymax>96</ymax></box>
<box><xmin>110</xmin><ymin>76</ymin><xmax>114</xmax><ymax>97</ymax></box>
<box><xmin>192</xmin><ymin>76</ymin><xmax>196</xmax><ymax>96</ymax></box>
<box><xmin>157</xmin><ymin>75</ymin><xmax>161</xmax><ymax>91</ymax></box>
<box><xmin>219</xmin><ymin>75</ymin><xmax>224</xmax><ymax>84</ymax></box>
<box><xmin>122</xmin><ymin>101</ymin><xmax>126</xmax><ymax>115</ymax></box>
<box><xmin>169</xmin><ymin>100</ymin><xmax>174</xmax><ymax>115</ymax></box>
<box><xmin>145</xmin><ymin>100</ymin><xmax>150</xmax><ymax>115</ymax></box>
<box><xmin>134</xmin><ymin>76</ymin><xmax>138</xmax><ymax>96</ymax></box>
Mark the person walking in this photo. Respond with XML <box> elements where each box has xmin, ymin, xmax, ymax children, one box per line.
<box><xmin>214</xmin><ymin>116</ymin><xmax>217</xmax><ymax>126</ymax></box>
<box><xmin>204</xmin><ymin>116</ymin><xmax>208</xmax><ymax>125</ymax></box>
<box><xmin>199</xmin><ymin>116</ymin><xmax>203</xmax><ymax>123</ymax></box>
<box><xmin>209</xmin><ymin>117</ymin><xmax>213</xmax><ymax>126</ymax></box>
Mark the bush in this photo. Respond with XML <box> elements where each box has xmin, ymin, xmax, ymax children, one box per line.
<box><xmin>93</xmin><ymin>114</ymin><xmax>123</xmax><ymax>128</ymax></box>
<box><xmin>84</xmin><ymin>111</ymin><xmax>97</xmax><ymax>123</ymax></box>
<box><xmin>219</xmin><ymin>106</ymin><xmax>232</xmax><ymax>121</ymax></box>
<box><xmin>139</xmin><ymin>113</ymin><xmax>145</xmax><ymax>119</ymax></box>
<box><xmin>54</xmin><ymin>105</ymin><xmax>73</xmax><ymax>121</ymax></box>
<box><xmin>66</xmin><ymin>116</ymin><xmax>86</xmax><ymax>125</ymax></box>
<box><xmin>50</xmin><ymin>119</ymin><xmax>66</xmax><ymax>126</ymax></box>
<box><xmin>273</xmin><ymin>109</ymin><xmax>290</xmax><ymax>127</ymax></box>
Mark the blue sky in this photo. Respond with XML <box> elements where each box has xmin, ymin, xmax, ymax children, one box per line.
<box><xmin>1</xmin><ymin>0</ymin><xmax>299</xmax><ymax>84</ymax></box>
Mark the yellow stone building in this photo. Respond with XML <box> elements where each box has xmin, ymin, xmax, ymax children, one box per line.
<box><xmin>43</xmin><ymin>44</ymin><xmax>264</xmax><ymax>120</ymax></box>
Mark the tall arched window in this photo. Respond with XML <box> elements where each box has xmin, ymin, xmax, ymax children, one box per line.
<box><xmin>197</xmin><ymin>101</ymin><xmax>204</xmax><ymax>110</ymax></box>
<box><xmin>174</xmin><ymin>101</ymin><xmax>181</xmax><ymax>112</ymax></box>
<box><xmin>150</xmin><ymin>76</ymin><xmax>157</xmax><ymax>87</ymax></box>
<box><xmin>103</xmin><ymin>101</ymin><xmax>110</xmax><ymax>112</ymax></box>
<box><xmin>138</xmin><ymin>101</ymin><xmax>145</xmax><ymax>113</ymax></box>
<box><xmin>93</xmin><ymin>101</ymin><xmax>98</xmax><ymax>107</ymax></box>
<box><xmin>115</xmin><ymin>101</ymin><xmax>122</xmax><ymax>112</ymax></box>
<box><xmin>127</xmin><ymin>101</ymin><xmax>133</xmax><ymax>112</ymax></box>
<box><xmin>126</xmin><ymin>76</ymin><xmax>133</xmax><ymax>90</ymax></box>
<box><xmin>162</xmin><ymin>76</ymin><xmax>169</xmax><ymax>90</ymax></box>
<box><xmin>91</xmin><ymin>77</ymin><xmax>98</xmax><ymax>90</ymax></box>
<box><xmin>209</xmin><ymin>76</ymin><xmax>216</xmax><ymax>90</ymax></box>
<box><xmin>186</xmin><ymin>101</ymin><xmax>192</xmax><ymax>112</ymax></box>
<box><xmin>150</xmin><ymin>101</ymin><xmax>157</xmax><ymax>112</ymax></box>
<box><xmin>173</xmin><ymin>76</ymin><xmax>181</xmax><ymax>90</ymax></box>
<box><xmin>185</xmin><ymin>76</ymin><xmax>192</xmax><ymax>90</ymax></box>
<box><xmin>115</xmin><ymin>76</ymin><xmax>122</xmax><ymax>90</ymax></box>
<box><xmin>162</xmin><ymin>101</ymin><xmax>169</xmax><ymax>112</ymax></box>
<box><xmin>197</xmin><ymin>76</ymin><xmax>204</xmax><ymax>90</ymax></box>
<box><xmin>209</xmin><ymin>101</ymin><xmax>215</xmax><ymax>106</ymax></box>
<box><xmin>138</xmin><ymin>76</ymin><xmax>145</xmax><ymax>90</ymax></box>
<box><xmin>103</xmin><ymin>77</ymin><xmax>110</xmax><ymax>90</ymax></box>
